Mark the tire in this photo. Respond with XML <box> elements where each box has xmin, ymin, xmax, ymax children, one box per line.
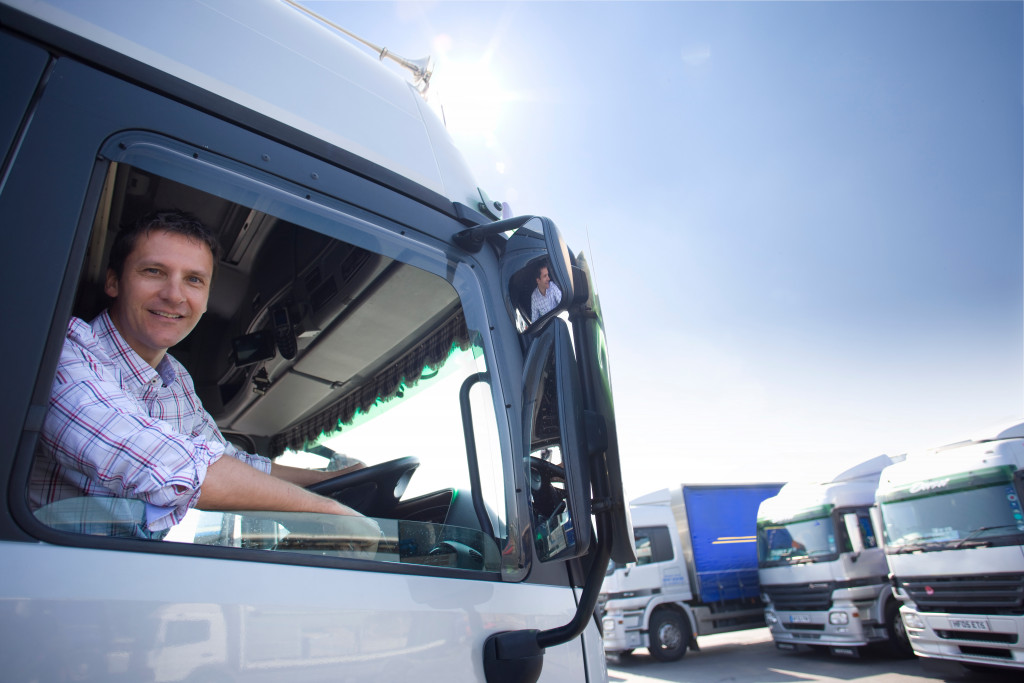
<box><xmin>884</xmin><ymin>601</ymin><xmax>914</xmax><ymax>658</ymax></box>
<box><xmin>648</xmin><ymin>609</ymin><xmax>690</xmax><ymax>662</ymax></box>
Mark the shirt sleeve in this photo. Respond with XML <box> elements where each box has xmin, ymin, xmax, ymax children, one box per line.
<box><xmin>41</xmin><ymin>346</ymin><xmax>227</xmax><ymax>530</ymax></box>
<box><xmin>172</xmin><ymin>362</ymin><xmax>271</xmax><ymax>474</ymax></box>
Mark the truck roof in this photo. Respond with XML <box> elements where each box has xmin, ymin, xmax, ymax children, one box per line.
<box><xmin>757</xmin><ymin>455</ymin><xmax>903</xmax><ymax>521</ymax></box>
<box><xmin>0</xmin><ymin>0</ymin><xmax>481</xmax><ymax>209</ymax></box>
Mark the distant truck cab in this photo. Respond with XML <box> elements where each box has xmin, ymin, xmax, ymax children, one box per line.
<box><xmin>756</xmin><ymin>455</ymin><xmax>911</xmax><ymax>658</ymax></box>
<box><xmin>0</xmin><ymin>2</ymin><xmax>634</xmax><ymax>681</ymax></box>
<box><xmin>879</xmin><ymin>420</ymin><xmax>1024</xmax><ymax>673</ymax></box>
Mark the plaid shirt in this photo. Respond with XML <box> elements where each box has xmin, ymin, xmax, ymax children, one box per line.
<box><xmin>29</xmin><ymin>310</ymin><xmax>270</xmax><ymax>531</ymax></box>
<box><xmin>531</xmin><ymin>280</ymin><xmax>562</xmax><ymax>320</ymax></box>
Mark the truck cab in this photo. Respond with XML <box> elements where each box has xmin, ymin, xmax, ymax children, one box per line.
<box><xmin>878</xmin><ymin>420</ymin><xmax>1024</xmax><ymax>672</ymax></box>
<box><xmin>757</xmin><ymin>455</ymin><xmax>911</xmax><ymax>658</ymax></box>
<box><xmin>0</xmin><ymin>2</ymin><xmax>634</xmax><ymax>681</ymax></box>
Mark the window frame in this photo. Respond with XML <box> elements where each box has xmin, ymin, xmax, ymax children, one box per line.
<box><xmin>5</xmin><ymin>56</ymin><xmax>528</xmax><ymax>580</ymax></box>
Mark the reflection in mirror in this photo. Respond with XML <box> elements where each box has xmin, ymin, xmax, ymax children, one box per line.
<box><xmin>522</xmin><ymin>328</ymin><xmax>588</xmax><ymax>562</ymax></box>
<box><xmin>510</xmin><ymin>257</ymin><xmax>565</xmax><ymax>327</ymax></box>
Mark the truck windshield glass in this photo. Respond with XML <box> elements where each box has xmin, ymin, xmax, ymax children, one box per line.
<box><xmin>880</xmin><ymin>481</ymin><xmax>1024</xmax><ymax>549</ymax></box>
<box><xmin>758</xmin><ymin>514</ymin><xmax>837</xmax><ymax>564</ymax></box>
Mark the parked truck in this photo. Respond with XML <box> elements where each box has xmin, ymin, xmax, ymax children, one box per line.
<box><xmin>877</xmin><ymin>419</ymin><xmax>1024</xmax><ymax>672</ymax></box>
<box><xmin>0</xmin><ymin>1</ymin><xmax>635</xmax><ymax>681</ymax></box>
<box><xmin>756</xmin><ymin>454</ymin><xmax>911</xmax><ymax>658</ymax></box>
<box><xmin>600</xmin><ymin>483</ymin><xmax>783</xmax><ymax>661</ymax></box>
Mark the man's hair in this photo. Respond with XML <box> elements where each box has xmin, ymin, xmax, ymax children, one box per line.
<box><xmin>108</xmin><ymin>210</ymin><xmax>219</xmax><ymax>279</ymax></box>
<box><xmin>534</xmin><ymin>260</ymin><xmax>550</xmax><ymax>281</ymax></box>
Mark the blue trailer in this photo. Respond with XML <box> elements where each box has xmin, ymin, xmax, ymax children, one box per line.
<box><xmin>601</xmin><ymin>484</ymin><xmax>783</xmax><ymax>661</ymax></box>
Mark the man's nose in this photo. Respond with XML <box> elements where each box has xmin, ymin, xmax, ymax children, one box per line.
<box><xmin>160</xmin><ymin>276</ymin><xmax>186</xmax><ymax>302</ymax></box>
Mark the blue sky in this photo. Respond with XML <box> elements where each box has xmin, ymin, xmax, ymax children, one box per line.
<box><xmin>302</xmin><ymin>1</ymin><xmax>1023</xmax><ymax>497</ymax></box>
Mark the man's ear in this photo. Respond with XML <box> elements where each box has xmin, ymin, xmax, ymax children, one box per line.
<box><xmin>104</xmin><ymin>269</ymin><xmax>119</xmax><ymax>299</ymax></box>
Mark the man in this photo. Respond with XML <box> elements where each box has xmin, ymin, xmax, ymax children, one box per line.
<box><xmin>530</xmin><ymin>261</ymin><xmax>562</xmax><ymax>321</ymax></box>
<box><xmin>30</xmin><ymin>211</ymin><xmax>362</xmax><ymax>538</ymax></box>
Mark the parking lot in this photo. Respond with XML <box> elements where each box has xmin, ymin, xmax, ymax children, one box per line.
<box><xmin>605</xmin><ymin>628</ymin><xmax>1021</xmax><ymax>683</ymax></box>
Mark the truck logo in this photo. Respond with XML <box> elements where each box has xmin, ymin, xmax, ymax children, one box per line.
<box><xmin>909</xmin><ymin>478</ymin><xmax>950</xmax><ymax>494</ymax></box>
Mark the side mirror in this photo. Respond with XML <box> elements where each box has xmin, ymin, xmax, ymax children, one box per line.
<box><xmin>844</xmin><ymin>512</ymin><xmax>865</xmax><ymax>553</ymax></box>
<box><xmin>521</xmin><ymin>318</ymin><xmax>590</xmax><ymax>561</ymax></box>
<box><xmin>497</xmin><ymin>216</ymin><xmax>575</xmax><ymax>329</ymax></box>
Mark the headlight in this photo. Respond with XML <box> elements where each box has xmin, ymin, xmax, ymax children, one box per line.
<box><xmin>829</xmin><ymin>612</ymin><xmax>850</xmax><ymax>625</ymax></box>
<box><xmin>602</xmin><ymin>618</ymin><xmax>615</xmax><ymax>631</ymax></box>
<box><xmin>765</xmin><ymin>612</ymin><xmax>778</xmax><ymax>625</ymax></box>
<box><xmin>903</xmin><ymin>611</ymin><xmax>925</xmax><ymax>630</ymax></box>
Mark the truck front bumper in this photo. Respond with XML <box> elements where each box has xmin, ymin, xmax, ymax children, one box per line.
<box><xmin>601</xmin><ymin>610</ymin><xmax>646</xmax><ymax>653</ymax></box>
<box><xmin>901</xmin><ymin>607</ymin><xmax>1024</xmax><ymax>670</ymax></box>
<box><xmin>765</xmin><ymin>605</ymin><xmax>880</xmax><ymax>655</ymax></box>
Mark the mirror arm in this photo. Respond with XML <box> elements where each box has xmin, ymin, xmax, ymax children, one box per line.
<box><xmin>483</xmin><ymin>512</ymin><xmax>614</xmax><ymax>683</ymax></box>
<box><xmin>452</xmin><ymin>215</ymin><xmax>536</xmax><ymax>253</ymax></box>
<box><xmin>459</xmin><ymin>372</ymin><xmax>496</xmax><ymax>540</ymax></box>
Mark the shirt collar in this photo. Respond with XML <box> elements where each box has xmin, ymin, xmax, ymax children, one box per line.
<box><xmin>93</xmin><ymin>310</ymin><xmax>178</xmax><ymax>388</ymax></box>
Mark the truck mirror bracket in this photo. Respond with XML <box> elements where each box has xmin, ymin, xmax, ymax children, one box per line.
<box><xmin>482</xmin><ymin>514</ymin><xmax>614</xmax><ymax>683</ymax></box>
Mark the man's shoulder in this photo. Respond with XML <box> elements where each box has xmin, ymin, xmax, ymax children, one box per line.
<box><xmin>54</xmin><ymin>316</ymin><xmax>117</xmax><ymax>383</ymax></box>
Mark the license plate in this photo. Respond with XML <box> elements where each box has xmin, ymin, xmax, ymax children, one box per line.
<box><xmin>948</xmin><ymin>618</ymin><xmax>990</xmax><ymax>631</ymax></box>
<box><xmin>789</xmin><ymin>614</ymin><xmax>811</xmax><ymax>624</ymax></box>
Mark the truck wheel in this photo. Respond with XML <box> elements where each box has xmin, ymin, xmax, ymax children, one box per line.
<box><xmin>648</xmin><ymin>610</ymin><xmax>690</xmax><ymax>662</ymax></box>
<box><xmin>884</xmin><ymin>601</ymin><xmax>914</xmax><ymax>658</ymax></box>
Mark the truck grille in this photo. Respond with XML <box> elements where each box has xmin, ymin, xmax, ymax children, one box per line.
<box><xmin>762</xmin><ymin>582</ymin><xmax>834</xmax><ymax>611</ymax></box>
<box><xmin>899</xmin><ymin>574</ymin><xmax>1024</xmax><ymax>616</ymax></box>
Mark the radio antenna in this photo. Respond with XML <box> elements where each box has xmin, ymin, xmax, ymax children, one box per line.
<box><xmin>283</xmin><ymin>0</ymin><xmax>433</xmax><ymax>95</ymax></box>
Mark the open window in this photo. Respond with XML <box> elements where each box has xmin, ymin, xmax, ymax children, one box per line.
<box><xmin>26</xmin><ymin>133</ymin><xmax>516</xmax><ymax>575</ymax></box>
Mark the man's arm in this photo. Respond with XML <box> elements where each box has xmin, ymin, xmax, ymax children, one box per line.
<box><xmin>269</xmin><ymin>461</ymin><xmax>364</xmax><ymax>487</ymax></box>
<box><xmin>198</xmin><ymin>456</ymin><xmax>359</xmax><ymax>516</ymax></box>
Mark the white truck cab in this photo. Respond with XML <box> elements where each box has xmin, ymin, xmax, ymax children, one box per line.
<box><xmin>757</xmin><ymin>455</ymin><xmax>911</xmax><ymax>658</ymax></box>
<box><xmin>0</xmin><ymin>2</ymin><xmax>634</xmax><ymax>681</ymax></box>
<box><xmin>879</xmin><ymin>420</ymin><xmax>1024</xmax><ymax>673</ymax></box>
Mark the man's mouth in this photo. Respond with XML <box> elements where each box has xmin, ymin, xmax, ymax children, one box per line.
<box><xmin>150</xmin><ymin>310</ymin><xmax>184</xmax><ymax>320</ymax></box>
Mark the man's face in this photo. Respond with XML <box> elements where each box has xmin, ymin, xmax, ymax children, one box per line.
<box><xmin>536</xmin><ymin>266</ymin><xmax>551</xmax><ymax>295</ymax></box>
<box><xmin>105</xmin><ymin>229</ymin><xmax>213</xmax><ymax>367</ymax></box>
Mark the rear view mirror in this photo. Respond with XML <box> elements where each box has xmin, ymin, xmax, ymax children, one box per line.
<box><xmin>844</xmin><ymin>513</ymin><xmax>865</xmax><ymax>553</ymax></box>
<box><xmin>497</xmin><ymin>216</ymin><xmax>575</xmax><ymax>329</ymax></box>
<box><xmin>522</xmin><ymin>318</ymin><xmax>591</xmax><ymax>562</ymax></box>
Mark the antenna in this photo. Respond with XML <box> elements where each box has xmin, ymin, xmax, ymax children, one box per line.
<box><xmin>282</xmin><ymin>0</ymin><xmax>434</xmax><ymax>95</ymax></box>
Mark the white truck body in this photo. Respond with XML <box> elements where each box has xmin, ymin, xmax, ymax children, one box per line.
<box><xmin>601</xmin><ymin>484</ymin><xmax>782</xmax><ymax>662</ymax></box>
<box><xmin>757</xmin><ymin>454</ymin><xmax>910</xmax><ymax>657</ymax></box>
<box><xmin>878</xmin><ymin>420</ymin><xmax>1024</xmax><ymax>671</ymax></box>
<box><xmin>0</xmin><ymin>2</ymin><xmax>635</xmax><ymax>681</ymax></box>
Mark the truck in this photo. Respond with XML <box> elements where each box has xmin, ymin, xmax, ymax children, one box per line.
<box><xmin>756</xmin><ymin>454</ymin><xmax>912</xmax><ymax>658</ymax></box>
<box><xmin>0</xmin><ymin>1</ymin><xmax>635</xmax><ymax>681</ymax></box>
<box><xmin>600</xmin><ymin>483</ymin><xmax>783</xmax><ymax>661</ymax></box>
<box><xmin>877</xmin><ymin>419</ymin><xmax>1024</xmax><ymax>672</ymax></box>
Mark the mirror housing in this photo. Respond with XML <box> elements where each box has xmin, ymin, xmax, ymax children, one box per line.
<box><xmin>844</xmin><ymin>512</ymin><xmax>865</xmax><ymax>553</ymax></box>
<box><xmin>521</xmin><ymin>318</ymin><xmax>591</xmax><ymax>562</ymax></box>
<box><xmin>497</xmin><ymin>216</ymin><xmax>574</xmax><ymax>329</ymax></box>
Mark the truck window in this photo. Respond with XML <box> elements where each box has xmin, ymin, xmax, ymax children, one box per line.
<box><xmin>24</xmin><ymin>143</ymin><xmax>514</xmax><ymax>575</ymax></box>
<box><xmin>633</xmin><ymin>526</ymin><xmax>674</xmax><ymax>565</ymax></box>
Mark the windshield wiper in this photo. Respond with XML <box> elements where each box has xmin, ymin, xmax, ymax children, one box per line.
<box><xmin>952</xmin><ymin>525</ymin><xmax>1021</xmax><ymax>549</ymax></box>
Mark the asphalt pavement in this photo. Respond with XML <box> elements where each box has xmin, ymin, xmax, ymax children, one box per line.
<box><xmin>605</xmin><ymin>627</ymin><xmax>1021</xmax><ymax>683</ymax></box>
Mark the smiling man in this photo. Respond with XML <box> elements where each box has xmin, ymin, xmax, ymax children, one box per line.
<box><xmin>30</xmin><ymin>211</ymin><xmax>362</xmax><ymax>538</ymax></box>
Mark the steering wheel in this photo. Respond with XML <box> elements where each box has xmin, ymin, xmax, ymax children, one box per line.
<box><xmin>306</xmin><ymin>456</ymin><xmax>420</xmax><ymax>518</ymax></box>
<box><xmin>529</xmin><ymin>455</ymin><xmax>566</xmax><ymax>521</ymax></box>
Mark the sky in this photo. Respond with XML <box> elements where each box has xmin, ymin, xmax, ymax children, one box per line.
<box><xmin>299</xmin><ymin>1</ymin><xmax>1023</xmax><ymax>499</ymax></box>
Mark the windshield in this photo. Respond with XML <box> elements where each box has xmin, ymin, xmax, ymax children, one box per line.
<box><xmin>758</xmin><ymin>513</ymin><xmax>838</xmax><ymax>565</ymax></box>
<box><xmin>880</xmin><ymin>479</ymin><xmax>1024</xmax><ymax>551</ymax></box>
